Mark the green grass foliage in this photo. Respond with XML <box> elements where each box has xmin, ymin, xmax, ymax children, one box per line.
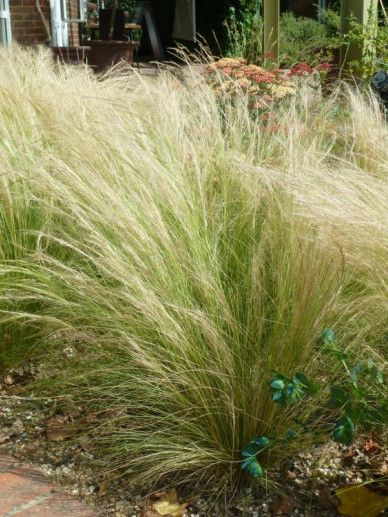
<box><xmin>0</xmin><ymin>46</ymin><xmax>387</xmax><ymax>497</ymax></box>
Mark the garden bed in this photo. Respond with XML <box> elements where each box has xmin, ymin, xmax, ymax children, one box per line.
<box><xmin>1</xmin><ymin>367</ymin><xmax>387</xmax><ymax>516</ymax></box>
<box><xmin>0</xmin><ymin>45</ymin><xmax>387</xmax><ymax>516</ymax></box>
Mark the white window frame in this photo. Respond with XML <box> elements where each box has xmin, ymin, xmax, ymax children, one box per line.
<box><xmin>0</xmin><ymin>0</ymin><xmax>12</xmax><ymax>46</ymax></box>
<box><xmin>64</xmin><ymin>0</ymin><xmax>86</xmax><ymax>23</ymax></box>
<box><xmin>50</xmin><ymin>0</ymin><xmax>69</xmax><ymax>46</ymax></box>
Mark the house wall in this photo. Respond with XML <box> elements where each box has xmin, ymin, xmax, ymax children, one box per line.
<box><xmin>9</xmin><ymin>0</ymin><xmax>50</xmax><ymax>44</ymax></box>
<box><xmin>9</xmin><ymin>0</ymin><xmax>80</xmax><ymax>46</ymax></box>
<box><xmin>67</xmin><ymin>0</ymin><xmax>79</xmax><ymax>46</ymax></box>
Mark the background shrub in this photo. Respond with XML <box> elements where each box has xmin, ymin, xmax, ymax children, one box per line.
<box><xmin>279</xmin><ymin>10</ymin><xmax>340</xmax><ymax>66</ymax></box>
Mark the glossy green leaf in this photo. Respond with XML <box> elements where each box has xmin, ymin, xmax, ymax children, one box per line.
<box><xmin>284</xmin><ymin>430</ymin><xmax>298</xmax><ymax>441</ymax></box>
<box><xmin>270</xmin><ymin>378</ymin><xmax>285</xmax><ymax>390</ymax></box>
<box><xmin>329</xmin><ymin>386</ymin><xmax>348</xmax><ymax>407</ymax></box>
<box><xmin>294</xmin><ymin>373</ymin><xmax>319</xmax><ymax>394</ymax></box>
<box><xmin>241</xmin><ymin>456</ymin><xmax>264</xmax><ymax>478</ymax></box>
<box><xmin>270</xmin><ymin>373</ymin><xmax>314</xmax><ymax>405</ymax></box>
<box><xmin>350</xmin><ymin>364</ymin><xmax>364</xmax><ymax>386</ymax></box>
<box><xmin>253</xmin><ymin>436</ymin><xmax>271</xmax><ymax>447</ymax></box>
<box><xmin>322</xmin><ymin>327</ymin><xmax>336</xmax><ymax>345</ymax></box>
<box><xmin>332</xmin><ymin>415</ymin><xmax>356</xmax><ymax>445</ymax></box>
<box><xmin>331</xmin><ymin>349</ymin><xmax>348</xmax><ymax>361</ymax></box>
<box><xmin>375</xmin><ymin>369</ymin><xmax>384</xmax><ymax>384</ymax></box>
<box><xmin>272</xmin><ymin>389</ymin><xmax>283</xmax><ymax>402</ymax></box>
<box><xmin>242</xmin><ymin>436</ymin><xmax>271</xmax><ymax>457</ymax></box>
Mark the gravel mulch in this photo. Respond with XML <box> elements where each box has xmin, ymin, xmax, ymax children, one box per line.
<box><xmin>1</xmin><ymin>365</ymin><xmax>387</xmax><ymax>517</ymax></box>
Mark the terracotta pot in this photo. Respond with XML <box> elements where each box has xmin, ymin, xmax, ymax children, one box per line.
<box><xmin>88</xmin><ymin>40</ymin><xmax>138</xmax><ymax>72</ymax></box>
<box><xmin>52</xmin><ymin>46</ymin><xmax>91</xmax><ymax>65</ymax></box>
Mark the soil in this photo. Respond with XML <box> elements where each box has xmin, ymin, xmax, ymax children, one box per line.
<box><xmin>1</xmin><ymin>365</ymin><xmax>387</xmax><ymax>517</ymax></box>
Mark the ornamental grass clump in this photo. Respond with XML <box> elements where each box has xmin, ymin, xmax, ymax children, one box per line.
<box><xmin>0</xmin><ymin>46</ymin><xmax>387</xmax><ymax>499</ymax></box>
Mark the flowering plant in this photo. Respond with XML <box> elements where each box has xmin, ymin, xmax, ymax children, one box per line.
<box><xmin>205</xmin><ymin>57</ymin><xmax>296</xmax><ymax>116</ymax></box>
<box><xmin>288</xmin><ymin>61</ymin><xmax>331</xmax><ymax>77</ymax></box>
<box><xmin>204</xmin><ymin>58</ymin><xmax>331</xmax><ymax>131</ymax></box>
<box><xmin>287</xmin><ymin>61</ymin><xmax>332</xmax><ymax>94</ymax></box>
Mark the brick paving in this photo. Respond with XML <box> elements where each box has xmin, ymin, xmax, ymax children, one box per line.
<box><xmin>0</xmin><ymin>453</ymin><xmax>98</xmax><ymax>517</ymax></box>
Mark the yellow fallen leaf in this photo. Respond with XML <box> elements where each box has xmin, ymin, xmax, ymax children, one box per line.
<box><xmin>149</xmin><ymin>490</ymin><xmax>188</xmax><ymax>517</ymax></box>
<box><xmin>336</xmin><ymin>484</ymin><xmax>388</xmax><ymax>517</ymax></box>
<box><xmin>152</xmin><ymin>500</ymin><xmax>187</xmax><ymax>516</ymax></box>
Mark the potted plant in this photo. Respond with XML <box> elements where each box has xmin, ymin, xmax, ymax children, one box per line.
<box><xmin>88</xmin><ymin>0</ymin><xmax>139</xmax><ymax>72</ymax></box>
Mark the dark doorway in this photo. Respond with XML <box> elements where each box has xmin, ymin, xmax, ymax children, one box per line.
<box><xmin>150</xmin><ymin>0</ymin><xmax>176</xmax><ymax>49</ymax></box>
<box><xmin>281</xmin><ymin>0</ymin><xmax>316</xmax><ymax>17</ymax></box>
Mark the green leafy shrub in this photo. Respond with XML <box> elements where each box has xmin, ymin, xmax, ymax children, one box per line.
<box><xmin>331</xmin><ymin>7</ymin><xmax>388</xmax><ymax>82</ymax></box>
<box><xmin>225</xmin><ymin>9</ymin><xmax>340</xmax><ymax>66</ymax></box>
<box><xmin>279</xmin><ymin>11</ymin><xmax>340</xmax><ymax>67</ymax></box>
<box><xmin>225</xmin><ymin>1</ymin><xmax>263</xmax><ymax>61</ymax></box>
<box><xmin>241</xmin><ymin>328</ymin><xmax>387</xmax><ymax>480</ymax></box>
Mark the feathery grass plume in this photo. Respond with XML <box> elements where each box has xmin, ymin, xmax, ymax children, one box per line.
<box><xmin>0</xmin><ymin>45</ymin><xmax>386</xmax><ymax>497</ymax></box>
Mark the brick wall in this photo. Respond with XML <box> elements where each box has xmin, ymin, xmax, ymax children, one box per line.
<box><xmin>10</xmin><ymin>0</ymin><xmax>50</xmax><ymax>45</ymax></box>
<box><xmin>9</xmin><ymin>0</ymin><xmax>80</xmax><ymax>46</ymax></box>
<box><xmin>67</xmin><ymin>0</ymin><xmax>80</xmax><ymax>47</ymax></box>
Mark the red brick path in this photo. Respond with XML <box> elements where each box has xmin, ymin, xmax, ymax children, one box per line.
<box><xmin>0</xmin><ymin>453</ymin><xmax>98</xmax><ymax>516</ymax></box>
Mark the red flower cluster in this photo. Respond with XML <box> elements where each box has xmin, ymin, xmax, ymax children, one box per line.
<box><xmin>241</xmin><ymin>65</ymin><xmax>277</xmax><ymax>84</ymax></box>
<box><xmin>316</xmin><ymin>62</ymin><xmax>332</xmax><ymax>72</ymax></box>
<box><xmin>288</xmin><ymin>62</ymin><xmax>315</xmax><ymax>77</ymax></box>
<box><xmin>288</xmin><ymin>62</ymin><xmax>331</xmax><ymax>77</ymax></box>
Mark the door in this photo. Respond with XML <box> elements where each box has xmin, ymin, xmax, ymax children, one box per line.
<box><xmin>0</xmin><ymin>0</ymin><xmax>12</xmax><ymax>46</ymax></box>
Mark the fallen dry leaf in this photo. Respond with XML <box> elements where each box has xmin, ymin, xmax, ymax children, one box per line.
<box><xmin>45</xmin><ymin>415</ymin><xmax>74</xmax><ymax>442</ymax></box>
<box><xmin>343</xmin><ymin>448</ymin><xmax>357</xmax><ymax>459</ymax></box>
<box><xmin>3</xmin><ymin>374</ymin><xmax>14</xmax><ymax>385</ymax></box>
<box><xmin>336</xmin><ymin>484</ymin><xmax>388</xmax><ymax>517</ymax></box>
<box><xmin>380</xmin><ymin>462</ymin><xmax>388</xmax><ymax>476</ymax></box>
<box><xmin>142</xmin><ymin>490</ymin><xmax>188</xmax><ymax>517</ymax></box>
<box><xmin>97</xmin><ymin>482</ymin><xmax>107</xmax><ymax>497</ymax></box>
<box><xmin>318</xmin><ymin>488</ymin><xmax>338</xmax><ymax>509</ymax></box>
<box><xmin>271</xmin><ymin>496</ymin><xmax>294</xmax><ymax>515</ymax></box>
<box><xmin>363</xmin><ymin>438</ymin><xmax>381</xmax><ymax>455</ymax></box>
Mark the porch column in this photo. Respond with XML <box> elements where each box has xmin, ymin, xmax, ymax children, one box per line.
<box><xmin>318</xmin><ymin>0</ymin><xmax>326</xmax><ymax>22</ymax></box>
<box><xmin>50</xmin><ymin>0</ymin><xmax>69</xmax><ymax>46</ymax></box>
<box><xmin>340</xmin><ymin>0</ymin><xmax>378</xmax><ymax>69</ymax></box>
<box><xmin>263</xmin><ymin>0</ymin><xmax>279</xmax><ymax>59</ymax></box>
<box><xmin>0</xmin><ymin>0</ymin><xmax>12</xmax><ymax>45</ymax></box>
